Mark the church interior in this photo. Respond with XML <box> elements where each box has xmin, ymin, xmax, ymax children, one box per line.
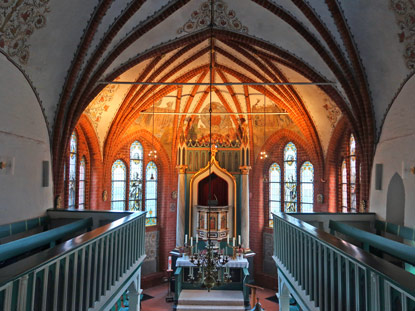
<box><xmin>1</xmin><ymin>0</ymin><xmax>415</xmax><ymax>310</ymax></box>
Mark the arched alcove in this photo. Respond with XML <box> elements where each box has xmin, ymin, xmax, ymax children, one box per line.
<box><xmin>386</xmin><ymin>173</ymin><xmax>405</xmax><ymax>226</ymax></box>
<box><xmin>197</xmin><ymin>173</ymin><xmax>228</xmax><ymax>206</ymax></box>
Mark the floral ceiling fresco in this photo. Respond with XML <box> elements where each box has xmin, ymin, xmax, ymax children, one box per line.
<box><xmin>177</xmin><ymin>0</ymin><xmax>248</xmax><ymax>34</ymax></box>
<box><xmin>134</xmin><ymin>99</ymin><xmax>176</xmax><ymax>159</ymax></box>
<box><xmin>391</xmin><ymin>0</ymin><xmax>415</xmax><ymax>69</ymax></box>
<box><xmin>84</xmin><ymin>81</ymin><xmax>120</xmax><ymax>144</ymax></box>
<box><xmin>322</xmin><ymin>98</ymin><xmax>342</xmax><ymax>129</ymax></box>
<box><xmin>251</xmin><ymin>99</ymin><xmax>303</xmax><ymax>160</ymax></box>
<box><xmin>0</xmin><ymin>0</ymin><xmax>50</xmax><ymax>64</ymax></box>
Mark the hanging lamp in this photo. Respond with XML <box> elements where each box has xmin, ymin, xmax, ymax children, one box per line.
<box><xmin>186</xmin><ymin>0</ymin><xmax>232</xmax><ymax>291</ymax></box>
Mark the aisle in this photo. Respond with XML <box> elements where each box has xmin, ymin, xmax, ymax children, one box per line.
<box><xmin>140</xmin><ymin>283</ymin><xmax>280</xmax><ymax>311</ymax></box>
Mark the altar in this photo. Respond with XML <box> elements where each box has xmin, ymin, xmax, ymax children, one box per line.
<box><xmin>174</xmin><ymin>256</ymin><xmax>250</xmax><ymax>305</ymax></box>
<box><xmin>176</xmin><ymin>256</ymin><xmax>249</xmax><ymax>268</ymax></box>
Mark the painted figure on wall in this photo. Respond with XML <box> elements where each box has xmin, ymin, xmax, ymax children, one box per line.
<box><xmin>209</xmin><ymin>214</ymin><xmax>216</xmax><ymax>230</ymax></box>
<box><xmin>221</xmin><ymin>214</ymin><xmax>227</xmax><ymax>229</ymax></box>
<box><xmin>199</xmin><ymin>213</ymin><xmax>205</xmax><ymax>230</ymax></box>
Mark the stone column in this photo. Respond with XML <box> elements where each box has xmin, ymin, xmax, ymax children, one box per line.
<box><xmin>176</xmin><ymin>165</ymin><xmax>188</xmax><ymax>247</ymax></box>
<box><xmin>240</xmin><ymin>165</ymin><xmax>251</xmax><ymax>249</ymax></box>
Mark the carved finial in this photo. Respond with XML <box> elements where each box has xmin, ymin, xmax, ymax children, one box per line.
<box><xmin>211</xmin><ymin>144</ymin><xmax>218</xmax><ymax>158</ymax></box>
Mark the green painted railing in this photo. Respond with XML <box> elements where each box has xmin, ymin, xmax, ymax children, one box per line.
<box><xmin>375</xmin><ymin>220</ymin><xmax>415</xmax><ymax>241</ymax></box>
<box><xmin>0</xmin><ymin>218</ymin><xmax>92</xmax><ymax>263</ymax></box>
<box><xmin>329</xmin><ymin>220</ymin><xmax>415</xmax><ymax>266</ymax></box>
<box><xmin>273</xmin><ymin>213</ymin><xmax>415</xmax><ymax>311</ymax></box>
<box><xmin>0</xmin><ymin>211</ymin><xmax>146</xmax><ymax>311</ymax></box>
<box><xmin>0</xmin><ymin>217</ymin><xmax>49</xmax><ymax>240</ymax></box>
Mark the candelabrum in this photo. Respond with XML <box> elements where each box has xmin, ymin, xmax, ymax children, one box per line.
<box><xmin>186</xmin><ymin>240</ymin><xmax>232</xmax><ymax>291</ymax></box>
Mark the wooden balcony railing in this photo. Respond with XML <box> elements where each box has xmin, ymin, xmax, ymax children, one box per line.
<box><xmin>0</xmin><ymin>210</ymin><xmax>146</xmax><ymax>311</ymax></box>
<box><xmin>273</xmin><ymin>212</ymin><xmax>415</xmax><ymax>311</ymax></box>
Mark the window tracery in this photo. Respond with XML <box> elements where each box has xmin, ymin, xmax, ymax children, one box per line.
<box><xmin>268</xmin><ymin>142</ymin><xmax>314</xmax><ymax>225</ymax></box>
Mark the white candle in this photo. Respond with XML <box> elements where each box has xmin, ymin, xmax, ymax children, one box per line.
<box><xmin>238</xmin><ymin>235</ymin><xmax>241</xmax><ymax>246</ymax></box>
<box><xmin>168</xmin><ymin>256</ymin><xmax>172</xmax><ymax>270</ymax></box>
<box><xmin>227</xmin><ymin>235</ymin><xmax>230</xmax><ymax>244</ymax></box>
<box><xmin>185</xmin><ymin>234</ymin><xmax>188</xmax><ymax>245</ymax></box>
<box><xmin>190</xmin><ymin>237</ymin><xmax>193</xmax><ymax>247</ymax></box>
<box><xmin>196</xmin><ymin>235</ymin><xmax>198</xmax><ymax>243</ymax></box>
<box><xmin>233</xmin><ymin>237</ymin><xmax>235</xmax><ymax>246</ymax></box>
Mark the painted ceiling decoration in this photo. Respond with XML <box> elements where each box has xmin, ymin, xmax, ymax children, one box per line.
<box><xmin>28</xmin><ymin>0</ymin><xmax>410</xmax><ymax>203</ymax></box>
<box><xmin>322</xmin><ymin>97</ymin><xmax>342</xmax><ymax>129</ymax></box>
<box><xmin>177</xmin><ymin>0</ymin><xmax>248</xmax><ymax>34</ymax></box>
<box><xmin>84</xmin><ymin>82</ymin><xmax>119</xmax><ymax>129</ymax></box>
<box><xmin>0</xmin><ymin>0</ymin><xmax>50</xmax><ymax>64</ymax></box>
<box><xmin>390</xmin><ymin>0</ymin><xmax>415</xmax><ymax>69</ymax></box>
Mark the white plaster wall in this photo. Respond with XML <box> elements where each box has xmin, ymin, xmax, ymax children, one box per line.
<box><xmin>370</xmin><ymin>73</ymin><xmax>415</xmax><ymax>228</ymax></box>
<box><xmin>0</xmin><ymin>54</ymin><xmax>53</xmax><ymax>226</ymax></box>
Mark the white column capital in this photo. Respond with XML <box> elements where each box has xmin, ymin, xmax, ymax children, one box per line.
<box><xmin>239</xmin><ymin>165</ymin><xmax>251</xmax><ymax>175</ymax></box>
<box><xmin>176</xmin><ymin>165</ymin><xmax>188</xmax><ymax>174</ymax></box>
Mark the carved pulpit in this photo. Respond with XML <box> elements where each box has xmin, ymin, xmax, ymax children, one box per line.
<box><xmin>189</xmin><ymin>145</ymin><xmax>236</xmax><ymax>240</ymax></box>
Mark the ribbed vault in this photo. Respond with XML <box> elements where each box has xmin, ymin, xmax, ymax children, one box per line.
<box><xmin>51</xmin><ymin>0</ymin><xmax>376</xmax><ymax>202</ymax></box>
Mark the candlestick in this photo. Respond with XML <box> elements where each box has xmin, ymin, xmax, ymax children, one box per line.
<box><xmin>233</xmin><ymin>237</ymin><xmax>235</xmax><ymax>246</ymax></box>
<box><xmin>190</xmin><ymin>236</ymin><xmax>193</xmax><ymax>247</ymax></box>
<box><xmin>227</xmin><ymin>235</ymin><xmax>230</xmax><ymax>244</ymax></box>
<box><xmin>238</xmin><ymin>235</ymin><xmax>241</xmax><ymax>246</ymax></box>
<box><xmin>185</xmin><ymin>234</ymin><xmax>188</xmax><ymax>245</ymax></box>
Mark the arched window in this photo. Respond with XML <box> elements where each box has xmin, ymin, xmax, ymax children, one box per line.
<box><xmin>269</xmin><ymin>163</ymin><xmax>281</xmax><ymax>226</ymax></box>
<box><xmin>111</xmin><ymin>160</ymin><xmax>126</xmax><ymax>211</ymax></box>
<box><xmin>350</xmin><ymin>135</ymin><xmax>357</xmax><ymax>211</ymax></box>
<box><xmin>341</xmin><ymin>159</ymin><xmax>348</xmax><ymax>212</ymax></box>
<box><xmin>68</xmin><ymin>132</ymin><xmax>77</xmax><ymax>208</ymax></box>
<box><xmin>284</xmin><ymin>142</ymin><xmax>297</xmax><ymax>212</ymax></box>
<box><xmin>300</xmin><ymin>161</ymin><xmax>314</xmax><ymax>212</ymax></box>
<box><xmin>79</xmin><ymin>157</ymin><xmax>86</xmax><ymax>209</ymax></box>
<box><xmin>339</xmin><ymin>134</ymin><xmax>359</xmax><ymax>212</ymax></box>
<box><xmin>145</xmin><ymin>161</ymin><xmax>158</xmax><ymax>226</ymax></box>
<box><xmin>129</xmin><ymin>141</ymin><xmax>143</xmax><ymax>211</ymax></box>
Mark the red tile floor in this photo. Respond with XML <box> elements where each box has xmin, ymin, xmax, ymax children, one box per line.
<box><xmin>141</xmin><ymin>283</ymin><xmax>279</xmax><ymax>310</ymax></box>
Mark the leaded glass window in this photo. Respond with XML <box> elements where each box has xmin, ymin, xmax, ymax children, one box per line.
<box><xmin>284</xmin><ymin>142</ymin><xmax>297</xmax><ymax>212</ymax></box>
<box><xmin>68</xmin><ymin>132</ymin><xmax>77</xmax><ymax>208</ymax></box>
<box><xmin>111</xmin><ymin>160</ymin><xmax>126</xmax><ymax>211</ymax></box>
<box><xmin>300</xmin><ymin>161</ymin><xmax>314</xmax><ymax>212</ymax></box>
<box><xmin>350</xmin><ymin>135</ymin><xmax>357</xmax><ymax>211</ymax></box>
<box><xmin>129</xmin><ymin>141</ymin><xmax>143</xmax><ymax>211</ymax></box>
<box><xmin>145</xmin><ymin>161</ymin><xmax>158</xmax><ymax>226</ymax></box>
<box><xmin>79</xmin><ymin>157</ymin><xmax>86</xmax><ymax>209</ymax></box>
<box><xmin>269</xmin><ymin>163</ymin><xmax>281</xmax><ymax>226</ymax></box>
<box><xmin>342</xmin><ymin>159</ymin><xmax>348</xmax><ymax>212</ymax></box>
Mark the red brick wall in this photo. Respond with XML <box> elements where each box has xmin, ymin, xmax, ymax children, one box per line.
<box><xmin>100</xmin><ymin>129</ymin><xmax>178</xmax><ymax>273</ymax></box>
<box><xmin>249</xmin><ymin>129</ymin><xmax>324</xmax><ymax>285</ymax></box>
<box><xmin>325</xmin><ymin>117</ymin><xmax>366</xmax><ymax>213</ymax></box>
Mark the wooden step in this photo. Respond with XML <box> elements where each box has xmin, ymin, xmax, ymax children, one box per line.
<box><xmin>177</xmin><ymin>305</ymin><xmax>245</xmax><ymax>311</ymax></box>
<box><xmin>177</xmin><ymin>290</ymin><xmax>245</xmax><ymax>310</ymax></box>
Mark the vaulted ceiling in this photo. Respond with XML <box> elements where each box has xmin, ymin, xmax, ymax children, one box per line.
<box><xmin>1</xmin><ymin>0</ymin><xmax>412</xmax><ymax>190</ymax></box>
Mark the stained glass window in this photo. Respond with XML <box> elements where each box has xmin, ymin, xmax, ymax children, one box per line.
<box><xmin>284</xmin><ymin>142</ymin><xmax>297</xmax><ymax>212</ymax></box>
<box><xmin>145</xmin><ymin>161</ymin><xmax>158</xmax><ymax>226</ymax></box>
<box><xmin>79</xmin><ymin>157</ymin><xmax>86</xmax><ymax>209</ymax></box>
<box><xmin>300</xmin><ymin>161</ymin><xmax>314</xmax><ymax>212</ymax></box>
<box><xmin>111</xmin><ymin>160</ymin><xmax>126</xmax><ymax>211</ymax></box>
<box><xmin>350</xmin><ymin>135</ymin><xmax>357</xmax><ymax>211</ymax></box>
<box><xmin>129</xmin><ymin>141</ymin><xmax>143</xmax><ymax>211</ymax></box>
<box><xmin>269</xmin><ymin>163</ymin><xmax>281</xmax><ymax>226</ymax></box>
<box><xmin>68</xmin><ymin>132</ymin><xmax>77</xmax><ymax>208</ymax></box>
<box><xmin>342</xmin><ymin>159</ymin><xmax>348</xmax><ymax>212</ymax></box>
